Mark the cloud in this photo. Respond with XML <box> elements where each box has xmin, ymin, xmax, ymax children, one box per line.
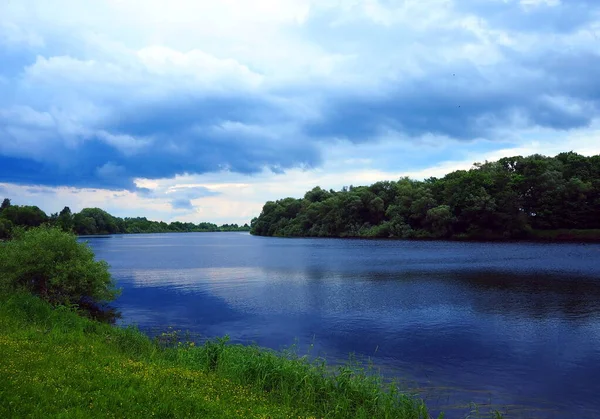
<box><xmin>305</xmin><ymin>48</ymin><xmax>600</xmax><ymax>142</ymax></box>
<box><xmin>25</xmin><ymin>187</ymin><xmax>55</xmax><ymax>195</ymax></box>
<box><xmin>456</xmin><ymin>0</ymin><xmax>598</xmax><ymax>33</ymax></box>
<box><xmin>0</xmin><ymin>39</ymin><xmax>323</xmax><ymax>189</ymax></box>
<box><xmin>2</xmin><ymin>120</ymin><xmax>599</xmax><ymax>225</ymax></box>
<box><xmin>0</xmin><ymin>0</ymin><xmax>599</xmax><ymax>222</ymax></box>
<box><xmin>166</xmin><ymin>186</ymin><xmax>221</xmax><ymax>211</ymax></box>
<box><xmin>0</xmin><ymin>21</ymin><xmax>44</xmax><ymax>48</ymax></box>
<box><xmin>171</xmin><ymin>199</ymin><xmax>194</xmax><ymax>210</ymax></box>
<box><xmin>139</xmin><ymin>184</ymin><xmax>221</xmax><ymax>211</ymax></box>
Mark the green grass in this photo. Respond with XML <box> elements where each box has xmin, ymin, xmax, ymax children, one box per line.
<box><xmin>0</xmin><ymin>292</ymin><xmax>435</xmax><ymax>419</ymax></box>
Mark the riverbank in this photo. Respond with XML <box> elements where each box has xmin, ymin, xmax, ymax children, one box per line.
<box><xmin>526</xmin><ymin>229</ymin><xmax>600</xmax><ymax>242</ymax></box>
<box><xmin>250</xmin><ymin>228</ymin><xmax>600</xmax><ymax>243</ymax></box>
<box><xmin>0</xmin><ymin>292</ymin><xmax>435</xmax><ymax>419</ymax></box>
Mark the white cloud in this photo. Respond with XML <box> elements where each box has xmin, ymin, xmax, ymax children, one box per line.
<box><xmin>0</xmin><ymin>21</ymin><xmax>44</xmax><ymax>47</ymax></box>
<box><xmin>95</xmin><ymin>131</ymin><xmax>152</xmax><ymax>155</ymax></box>
<box><xmin>136</xmin><ymin>46</ymin><xmax>264</xmax><ymax>89</ymax></box>
<box><xmin>1</xmin><ymin>0</ymin><xmax>599</xmax><ymax>223</ymax></box>
<box><xmin>0</xmin><ymin>106</ymin><xmax>54</xmax><ymax>129</ymax></box>
<box><xmin>519</xmin><ymin>0</ymin><xmax>561</xmax><ymax>9</ymax></box>
<box><xmin>22</xmin><ymin>47</ymin><xmax>262</xmax><ymax>97</ymax></box>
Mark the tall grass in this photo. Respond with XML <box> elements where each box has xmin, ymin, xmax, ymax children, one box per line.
<box><xmin>163</xmin><ymin>335</ymin><xmax>433</xmax><ymax>419</ymax></box>
<box><xmin>0</xmin><ymin>292</ymin><xmax>438</xmax><ymax>419</ymax></box>
<box><xmin>1</xmin><ymin>292</ymin><xmax>507</xmax><ymax>418</ymax></box>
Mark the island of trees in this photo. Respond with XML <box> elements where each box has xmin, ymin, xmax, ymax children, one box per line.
<box><xmin>0</xmin><ymin>200</ymin><xmax>250</xmax><ymax>239</ymax></box>
<box><xmin>250</xmin><ymin>152</ymin><xmax>600</xmax><ymax>240</ymax></box>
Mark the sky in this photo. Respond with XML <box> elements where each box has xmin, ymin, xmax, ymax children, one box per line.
<box><xmin>1</xmin><ymin>0</ymin><xmax>599</xmax><ymax>224</ymax></box>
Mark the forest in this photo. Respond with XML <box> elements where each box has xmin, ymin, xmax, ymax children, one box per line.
<box><xmin>250</xmin><ymin>152</ymin><xmax>600</xmax><ymax>240</ymax></box>
<box><xmin>0</xmin><ymin>201</ymin><xmax>250</xmax><ymax>239</ymax></box>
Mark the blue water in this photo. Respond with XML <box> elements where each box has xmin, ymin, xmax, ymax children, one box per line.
<box><xmin>85</xmin><ymin>233</ymin><xmax>600</xmax><ymax>418</ymax></box>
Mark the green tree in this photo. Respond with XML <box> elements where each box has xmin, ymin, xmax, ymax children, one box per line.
<box><xmin>76</xmin><ymin>208</ymin><xmax>120</xmax><ymax>234</ymax></box>
<box><xmin>0</xmin><ymin>205</ymin><xmax>49</xmax><ymax>228</ymax></box>
<box><xmin>1</xmin><ymin>198</ymin><xmax>11</xmax><ymax>212</ymax></box>
<box><xmin>56</xmin><ymin>206</ymin><xmax>74</xmax><ymax>232</ymax></box>
<box><xmin>0</xmin><ymin>218</ymin><xmax>12</xmax><ymax>240</ymax></box>
<box><xmin>73</xmin><ymin>213</ymin><xmax>98</xmax><ymax>235</ymax></box>
<box><xmin>0</xmin><ymin>226</ymin><xmax>120</xmax><ymax>306</ymax></box>
<box><xmin>425</xmin><ymin>205</ymin><xmax>455</xmax><ymax>238</ymax></box>
<box><xmin>245</xmin><ymin>152</ymin><xmax>600</xmax><ymax>239</ymax></box>
<box><xmin>304</xmin><ymin>186</ymin><xmax>330</xmax><ymax>203</ymax></box>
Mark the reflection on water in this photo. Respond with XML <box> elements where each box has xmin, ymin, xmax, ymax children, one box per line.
<box><xmin>85</xmin><ymin>233</ymin><xmax>600</xmax><ymax>419</ymax></box>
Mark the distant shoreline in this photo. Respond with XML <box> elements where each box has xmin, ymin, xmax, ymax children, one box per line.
<box><xmin>250</xmin><ymin>152</ymin><xmax>600</xmax><ymax>242</ymax></box>
<box><xmin>78</xmin><ymin>230</ymin><xmax>251</xmax><ymax>238</ymax></box>
<box><xmin>250</xmin><ymin>229</ymin><xmax>600</xmax><ymax>243</ymax></box>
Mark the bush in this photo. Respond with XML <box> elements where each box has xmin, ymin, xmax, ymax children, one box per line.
<box><xmin>0</xmin><ymin>226</ymin><xmax>120</xmax><ymax>306</ymax></box>
<box><xmin>0</xmin><ymin>205</ymin><xmax>48</xmax><ymax>227</ymax></box>
<box><xmin>0</xmin><ymin>218</ymin><xmax>12</xmax><ymax>240</ymax></box>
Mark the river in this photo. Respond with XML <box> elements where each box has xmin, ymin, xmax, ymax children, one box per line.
<box><xmin>84</xmin><ymin>232</ymin><xmax>600</xmax><ymax>418</ymax></box>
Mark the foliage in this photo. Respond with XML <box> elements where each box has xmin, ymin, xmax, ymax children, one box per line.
<box><xmin>55</xmin><ymin>206</ymin><xmax>74</xmax><ymax>232</ymax></box>
<box><xmin>0</xmin><ymin>199</ymin><xmax>251</xmax><ymax>235</ymax></box>
<box><xmin>0</xmin><ymin>227</ymin><xmax>120</xmax><ymax>306</ymax></box>
<box><xmin>251</xmin><ymin>152</ymin><xmax>600</xmax><ymax>239</ymax></box>
<box><xmin>0</xmin><ymin>204</ymin><xmax>48</xmax><ymax>228</ymax></box>
<box><xmin>0</xmin><ymin>198</ymin><xmax>10</xmax><ymax>212</ymax></box>
<box><xmin>0</xmin><ymin>218</ymin><xmax>12</xmax><ymax>240</ymax></box>
<box><xmin>73</xmin><ymin>208</ymin><xmax>122</xmax><ymax>235</ymax></box>
<box><xmin>120</xmin><ymin>218</ymin><xmax>250</xmax><ymax>234</ymax></box>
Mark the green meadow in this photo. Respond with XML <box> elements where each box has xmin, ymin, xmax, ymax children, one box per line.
<box><xmin>0</xmin><ymin>291</ymin><xmax>436</xmax><ymax>419</ymax></box>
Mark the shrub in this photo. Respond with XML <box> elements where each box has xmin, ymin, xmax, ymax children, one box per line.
<box><xmin>0</xmin><ymin>205</ymin><xmax>48</xmax><ymax>227</ymax></box>
<box><xmin>0</xmin><ymin>226</ymin><xmax>120</xmax><ymax>306</ymax></box>
<box><xmin>0</xmin><ymin>218</ymin><xmax>12</xmax><ymax>240</ymax></box>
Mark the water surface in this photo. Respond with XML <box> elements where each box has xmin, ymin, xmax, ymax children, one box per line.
<box><xmin>85</xmin><ymin>233</ymin><xmax>600</xmax><ymax>418</ymax></box>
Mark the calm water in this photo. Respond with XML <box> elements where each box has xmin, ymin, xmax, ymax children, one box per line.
<box><xmin>85</xmin><ymin>233</ymin><xmax>600</xmax><ymax>418</ymax></box>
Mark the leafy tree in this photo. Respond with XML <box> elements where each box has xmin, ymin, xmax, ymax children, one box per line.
<box><xmin>0</xmin><ymin>199</ymin><xmax>251</xmax><ymax>236</ymax></box>
<box><xmin>77</xmin><ymin>208</ymin><xmax>121</xmax><ymax>234</ymax></box>
<box><xmin>1</xmin><ymin>198</ymin><xmax>11</xmax><ymax>212</ymax></box>
<box><xmin>0</xmin><ymin>218</ymin><xmax>12</xmax><ymax>240</ymax></box>
<box><xmin>0</xmin><ymin>205</ymin><xmax>48</xmax><ymax>228</ymax></box>
<box><xmin>0</xmin><ymin>227</ymin><xmax>120</xmax><ymax>306</ymax></box>
<box><xmin>250</xmin><ymin>152</ymin><xmax>600</xmax><ymax>239</ymax></box>
<box><xmin>425</xmin><ymin>205</ymin><xmax>454</xmax><ymax>238</ymax></box>
<box><xmin>56</xmin><ymin>206</ymin><xmax>74</xmax><ymax>232</ymax></box>
<box><xmin>73</xmin><ymin>213</ymin><xmax>98</xmax><ymax>235</ymax></box>
<box><xmin>304</xmin><ymin>187</ymin><xmax>330</xmax><ymax>203</ymax></box>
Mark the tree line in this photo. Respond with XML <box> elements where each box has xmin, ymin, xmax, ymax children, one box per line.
<box><xmin>250</xmin><ymin>152</ymin><xmax>600</xmax><ymax>240</ymax></box>
<box><xmin>0</xmin><ymin>200</ymin><xmax>250</xmax><ymax>239</ymax></box>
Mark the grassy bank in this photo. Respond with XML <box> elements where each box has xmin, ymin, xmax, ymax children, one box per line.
<box><xmin>0</xmin><ymin>292</ymin><xmax>434</xmax><ymax>419</ymax></box>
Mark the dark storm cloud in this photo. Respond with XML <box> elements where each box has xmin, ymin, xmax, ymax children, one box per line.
<box><xmin>171</xmin><ymin>199</ymin><xmax>194</xmax><ymax>210</ymax></box>
<box><xmin>0</xmin><ymin>93</ymin><xmax>322</xmax><ymax>190</ymax></box>
<box><xmin>139</xmin><ymin>185</ymin><xmax>221</xmax><ymax>210</ymax></box>
<box><xmin>0</xmin><ymin>0</ymin><xmax>599</xmax><ymax>191</ymax></box>
<box><xmin>457</xmin><ymin>0</ymin><xmax>600</xmax><ymax>34</ymax></box>
<box><xmin>305</xmin><ymin>50</ymin><xmax>600</xmax><ymax>142</ymax></box>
